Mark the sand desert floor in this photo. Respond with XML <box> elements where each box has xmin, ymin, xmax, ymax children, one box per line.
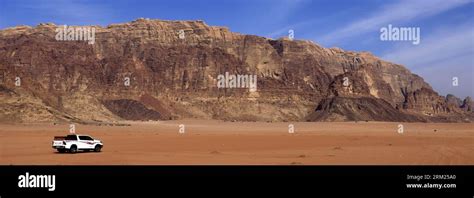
<box><xmin>0</xmin><ymin>120</ymin><xmax>473</xmax><ymax>165</ymax></box>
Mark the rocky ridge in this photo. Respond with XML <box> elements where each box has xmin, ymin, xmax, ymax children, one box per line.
<box><xmin>0</xmin><ymin>18</ymin><xmax>472</xmax><ymax>123</ymax></box>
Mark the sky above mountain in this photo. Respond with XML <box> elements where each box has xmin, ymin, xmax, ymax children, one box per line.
<box><xmin>1</xmin><ymin>0</ymin><xmax>473</xmax><ymax>99</ymax></box>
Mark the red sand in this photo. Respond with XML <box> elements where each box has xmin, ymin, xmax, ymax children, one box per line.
<box><xmin>1</xmin><ymin>121</ymin><xmax>473</xmax><ymax>165</ymax></box>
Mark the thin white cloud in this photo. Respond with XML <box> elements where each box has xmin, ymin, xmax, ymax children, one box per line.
<box><xmin>266</xmin><ymin>19</ymin><xmax>315</xmax><ymax>38</ymax></box>
<box><xmin>252</xmin><ymin>0</ymin><xmax>309</xmax><ymax>26</ymax></box>
<box><xmin>382</xmin><ymin>23</ymin><xmax>474</xmax><ymax>69</ymax></box>
<box><xmin>18</xmin><ymin>0</ymin><xmax>114</xmax><ymax>26</ymax></box>
<box><xmin>318</xmin><ymin>0</ymin><xmax>472</xmax><ymax>45</ymax></box>
<box><xmin>265</xmin><ymin>8</ymin><xmax>352</xmax><ymax>39</ymax></box>
<box><xmin>382</xmin><ymin>23</ymin><xmax>474</xmax><ymax>98</ymax></box>
<box><xmin>411</xmin><ymin>55</ymin><xmax>473</xmax><ymax>99</ymax></box>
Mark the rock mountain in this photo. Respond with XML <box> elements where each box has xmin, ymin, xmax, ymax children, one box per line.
<box><xmin>0</xmin><ymin>18</ymin><xmax>472</xmax><ymax>123</ymax></box>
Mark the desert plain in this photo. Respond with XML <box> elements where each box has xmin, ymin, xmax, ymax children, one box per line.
<box><xmin>0</xmin><ymin>120</ymin><xmax>473</xmax><ymax>165</ymax></box>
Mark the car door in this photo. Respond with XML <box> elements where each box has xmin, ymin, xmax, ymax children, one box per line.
<box><xmin>78</xmin><ymin>135</ymin><xmax>94</xmax><ymax>149</ymax></box>
<box><xmin>65</xmin><ymin>135</ymin><xmax>78</xmax><ymax>147</ymax></box>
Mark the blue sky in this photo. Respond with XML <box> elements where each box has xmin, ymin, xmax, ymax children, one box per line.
<box><xmin>1</xmin><ymin>0</ymin><xmax>473</xmax><ymax>98</ymax></box>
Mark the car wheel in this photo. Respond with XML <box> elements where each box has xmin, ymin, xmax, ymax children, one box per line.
<box><xmin>94</xmin><ymin>145</ymin><xmax>102</xmax><ymax>152</ymax></box>
<box><xmin>70</xmin><ymin>145</ymin><xmax>77</xmax><ymax>154</ymax></box>
<box><xmin>57</xmin><ymin>149</ymin><xmax>65</xmax><ymax>153</ymax></box>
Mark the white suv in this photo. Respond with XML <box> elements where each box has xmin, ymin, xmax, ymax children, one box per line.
<box><xmin>52</xmin><ymin>134</ymin><xmax>103</xmax><ymax>153</ymax></box>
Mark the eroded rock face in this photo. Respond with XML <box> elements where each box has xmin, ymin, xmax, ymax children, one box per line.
<box><xmin>0</xmin><ymin>19</ymin><xmax>472</xmax><ymax>123</ymax></box>
<box><xmin>461</xmin><ymin>97</ymin><xmax>473</xmax><ymax>112</ymax></box>
<box><xmin>307</xmin><ymin>97</ymin><xmax>424</xmax><ymax>122</ymax></box>
<box><xmin>102</xmin><ymin>99</ymin><xmax>162</xmax><ymax>121</ymax></box>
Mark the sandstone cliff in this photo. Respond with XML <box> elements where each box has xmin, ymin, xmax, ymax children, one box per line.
<box><xmin>0</xmin><ymin>19</ymin><xmax>472</xmax><ymax>123</ymax></box>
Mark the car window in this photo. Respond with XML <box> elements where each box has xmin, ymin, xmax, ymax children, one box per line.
<box><xmin>65</xmin><ymin>135</ymin><xmax>77</xmax><ymax>140</ymax></box>
<box><xmin>79</xmin><ymin>136</ymin><xmax>93</xmax><ymax>141</ymax></box>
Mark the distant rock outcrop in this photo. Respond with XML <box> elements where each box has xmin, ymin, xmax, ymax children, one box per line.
<box><xmin>461</xmin><ymin>97</ymin><xmax>473</xmax><ymax>112</ymax></box>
